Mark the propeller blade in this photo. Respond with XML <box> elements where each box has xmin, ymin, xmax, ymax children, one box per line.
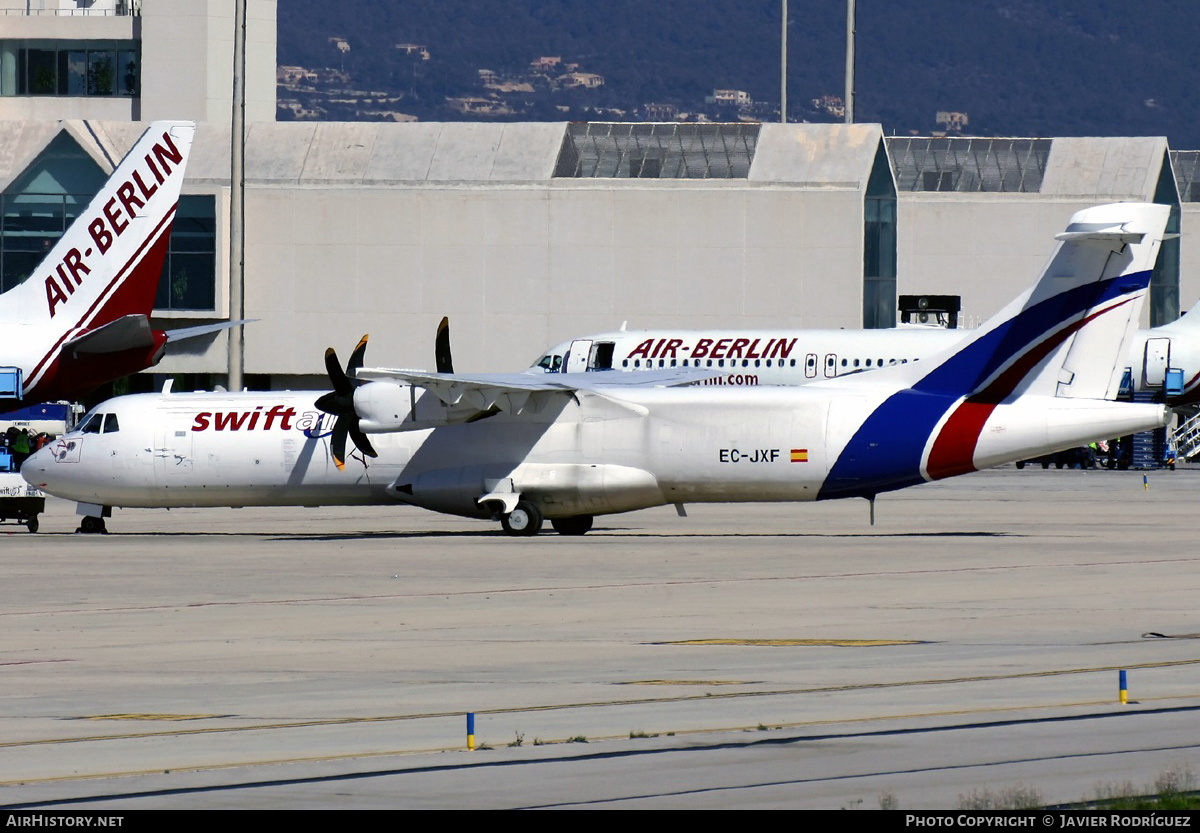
<box><xmin>346</xmin><ymin>334</ymin><xmax>369</xmax><ymax>377</ymax></box>
<box><xmin>321</xmin><ymin>336</ymin><xmax>373</xmax><ymax>470</ymax></box>
<box><xmin>324</xmin><ymin>347</ymin><xmax>353</xmax><ymax>396</ymax></box>
<box><xmin>350</xmin><ymin>426</ymin><xmax>378</xmax><ymax>459</ymax></box>
<box><xmin>330</xmin><ymin>422</ymin><xmax>348</xmax><ymax>471</ymax></box>
<box><xmin>435</xmin><ymin>317</ymin><xmax>453</xmax><ymax>373</ymax></box>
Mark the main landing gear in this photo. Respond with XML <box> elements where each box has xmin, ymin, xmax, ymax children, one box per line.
<box><xmin>500</xmin><ymin>500</ymin><xmax>542</xmax><ymax>536</ymax></box>
<box><xmin>77</xmin><ymin>515</ymin><xmax>107</xmax><ymax>534</ymax></box>
<box><xmin>550</xmin><ymin>515</ymin><xmax>593</xmax><ymax>536</ymax></box>
<box><xmin>496</xmin><ymin>501</ymin><xmax>594</xmax><ymax>537</ymax></box>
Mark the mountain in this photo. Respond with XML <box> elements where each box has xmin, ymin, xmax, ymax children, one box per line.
<box><xmin>275</xmin><ymin>0</ymin><xmax>1200</xmax><ymax>147</ymax></box>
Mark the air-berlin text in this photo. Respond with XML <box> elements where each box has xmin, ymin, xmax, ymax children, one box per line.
<box><xmin>628</xmin><ymin>337</ymin><xmax>797</xmax><ymax>361</ymax></box>
<box><xmin>45</xmin><ymin>129</ymin><xmax>183</xmax><ymax>318</ymax></box>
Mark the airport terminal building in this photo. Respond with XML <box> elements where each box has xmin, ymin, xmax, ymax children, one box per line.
<box><xmin>2</xmin><ymin>0</ymin><xmax>1197</xmax><ymax>390</ymax></box>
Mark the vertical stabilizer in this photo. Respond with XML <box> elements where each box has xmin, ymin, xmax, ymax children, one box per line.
<box><xmin>0</xmin><ymin>120</ymin><xmax>196</xmax><ymax>400</ymax></box>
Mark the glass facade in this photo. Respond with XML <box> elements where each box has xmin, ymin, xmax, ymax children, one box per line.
<box><xmin>0</xmin><ymin>40</ymin><xmax>139</xmax><ymax>97</ymax></box>
<box><xmin>887</xmin><ymin>137</ymin><xmax>1051</xmax><ymax>193</ymax></box>
<box><xmin>554</xmin><ymin>123</ymin><xmax>758</xmax><ymax>179</ymax></box>
<box><xmin>1169</xmin><ymin>151</ymin><xmax>1200</xmax><ymax>203</ymax></box>
<box><xmin>1151</xmin><ymin>152</ymin><xmax>1181</xmax><ymax>327</ymax></box>
<box><xmin>155</xmin><ymin>195</ymin><xmax>217</xmax><ymax>311</ymax></box>
<box><xmin>1</xmin><ymin>131</ymin><xmax>215</xmax><ymax>311</ymax></box>
<box><xmin>863</xmin><ymin>143</ymin><xmax>897</xmax><ymax>328</ymax></box>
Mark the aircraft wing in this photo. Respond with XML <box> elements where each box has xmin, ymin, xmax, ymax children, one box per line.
<box><xmin>352</xmin><ymin>366</ymin><xmax>712</xmax><ymax>426</ymax></box>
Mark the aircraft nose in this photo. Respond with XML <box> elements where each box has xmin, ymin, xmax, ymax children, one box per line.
<box><xmin>20</xmin><ymin>446</ymin><xmax>52</xmax><ymax>487</ymax></box>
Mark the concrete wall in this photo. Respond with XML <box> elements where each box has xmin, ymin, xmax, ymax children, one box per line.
<box><xmin>141</xmin><ymin>0</ymin><xmax>276</xmax><ymax>125</ymax></box>
<box><xmin>896</xmin><ymin>196</ymin><xmax>1111</xmax><ymax>328</ymax></box>
<box><xmin>235</xmin><ymin>182</ymin><xmax>868</xmax><ymax>377</ymax></box>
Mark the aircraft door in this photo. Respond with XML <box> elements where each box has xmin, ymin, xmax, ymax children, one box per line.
<box><xmin>805</xmin><ymin>353</ymin><xmax>817</xmax><ymax>378</ymax></box>
<box><xmin>565</xmin><ymin>340</ymin><xmax>592</xmax><ymax>373</ymax></box>
<box><xmin>1144</xmin><ymin>338</ymin><xmax>1170</xmax><ymax>387</ymax></box>
<box><xmin>153</xmin><ymin>422</ymin><xmax>193</xmax><ymax>483</ymax></box>
<box><xmin>589</xmin><ymin>341</ymin><xmax>615</xmax><ymax>371</ymax></box>
<box><xmin>824</xmin><ymin>354</ymin><xmax>837</xmax><ymax>378</ymax></box>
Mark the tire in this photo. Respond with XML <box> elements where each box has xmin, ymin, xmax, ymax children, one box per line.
<box><xmin>550</xmin><ymin>515</ymin><xmax>593</xmax><ymax>536</ymax></box>
<box><xmin>1015</xmin><ymin>461</ymin><xmax>1025</xmax><ymax>470</ymax></box>
<box><xmin>26</xmin><ymin>515</ymin><xmax>38</xmax><ymax>533</ymax></box>
<box><xmin>79</xmin><ymin>516</ymin><xmax>106</xmax><ymax>534</ymax></box>
<box><xmin>501</xmin><ymin>501</ymin><xmax>543</xmax><ymax>536</ymax></box>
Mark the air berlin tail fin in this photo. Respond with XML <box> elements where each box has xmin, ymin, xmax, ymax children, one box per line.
<box><xmin>0</xmin><ymin>120</ymin><xmax>196</xmax><ymax>398</ymax></box>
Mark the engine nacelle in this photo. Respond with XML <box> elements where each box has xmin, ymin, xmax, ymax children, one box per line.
<box><xmin>354</xmin><ymin>381</ymin><xmax>462</xmax><ymax>432</ymax></box>
<box><xmin>387</xmin><ymin>463</ymin><xmax>664</xmax><ymax>519</ymax></box>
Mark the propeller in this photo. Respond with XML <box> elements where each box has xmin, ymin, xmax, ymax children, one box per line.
<box><xmin>435</xmin><ymin>316</ymin><xmax>453</xmax><ymax>373</ymax></box>
<box><xmin>315</xmin><ymin>334</ymin><xmax>378</xmax><ymax>471</ymax></box>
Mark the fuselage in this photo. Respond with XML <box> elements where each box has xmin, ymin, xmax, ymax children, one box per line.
<box><xmin>22</xmin><ymin>383</ymin><xmax>1167</xmax><ymax>522</ymax></box>
<box><xmin>531</xmin><ymin>322</ymin><xmax>1200</xmax><ymax>405</ymax></box>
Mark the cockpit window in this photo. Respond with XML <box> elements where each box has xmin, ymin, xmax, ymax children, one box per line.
<box><xmin>76</xmin><ymin>412</ymin><xmax>119</xmax><ymax>434</ymax></box>
<box><xmin>535</xmin><ymin>354</ymin><xmax>563</xmax><ymax>372</ymax></box>
<box><xmin>79</xmin><ymin>413</ymin><xmax>104</xmax><ymax>434</ymax></box>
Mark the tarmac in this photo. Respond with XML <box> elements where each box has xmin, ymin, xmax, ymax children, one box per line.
<box><xmin>1</xmin><ymin>465</ymin><xmax>1198</xmax><ymax>809</ymax></box>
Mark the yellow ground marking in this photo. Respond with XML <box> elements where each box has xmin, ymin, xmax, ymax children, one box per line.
<box><xmin>661</xmin><ymin>638</ymin><xmax>923</xmax><ymax>647</ymax></box>
<box><xmin>621</xmin><ymin>680</ymin><xmax>748</xmax><ymax>686</ymax></box>
<box><xmin>83</xmin><ymin>720</ymin><xmax>219</xmax><ymax>724</ymax></box>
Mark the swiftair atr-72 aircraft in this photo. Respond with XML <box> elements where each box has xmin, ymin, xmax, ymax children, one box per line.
<box><xmin>24</xmin><ymin>204</ymin><xmax>1170</xmax><ymax>535</ymax></box>
<box><xmin>0</xmin><ymin>120</ymin><xmax>223</xmax><ymax>412</ymax></box>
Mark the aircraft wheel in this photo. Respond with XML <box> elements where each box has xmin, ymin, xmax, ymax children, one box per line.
<box><xmin>550</xmin><ymin>515</ymin><xmax>593</xmax><ymax>536</ymax></box>
<box><xmin>1015</xmin><ymin>461</ymin><xmax>1025</xmax><ymax>470</ymax></box>
<box><xmin>78</xmin><ymin>516</ymin><xmax>107</xmax><ymax>535</ymax></box>
<box><xmin>501</xmin><ymin>501</ymin><xmax>543</xmax><ymax>536</ymax></box>
<box><xmin>25</xmin><ymin>515</ymin><xmax>38</xmax><ymax>533</ymax></box>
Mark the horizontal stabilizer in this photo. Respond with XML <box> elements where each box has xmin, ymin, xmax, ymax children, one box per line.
<box><xmin>63</xmin><ymin>315</ymin><xmax>154</xmax><ymax>354</ymax></box>
<box><xmin>1054</xmin><ymin>224</ymin><xmax>1145</xmax><ymax>245</ymax></box>
<box><xmin>165</xmin><ymin>319</ymin><xmax>256</xmax><ymax>343</ymax></box>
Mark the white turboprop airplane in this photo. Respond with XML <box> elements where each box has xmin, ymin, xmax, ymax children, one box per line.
<box><xmin>531</xmin><ymin>296</ymin><xmax>1200</xmax><ymax>406</ymax></box>
<box><xmin>0</xmin><ymin>120</ymin><xmax>221</xmax><ymax>413</ymax></box>
<box><xmin>24</xmin><ymin>203</ymin><xmax>1170</xmax><ymax>535</ymax></box>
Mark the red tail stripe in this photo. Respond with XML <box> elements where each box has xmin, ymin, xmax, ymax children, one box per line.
<box><xmin>925</xmin><ymin>297</ymin><xmax>1135</xmax><ymax>481</ymax></box>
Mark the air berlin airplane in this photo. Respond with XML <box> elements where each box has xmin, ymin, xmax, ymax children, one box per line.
<box><xmin>0</xmin><ymin>120</ymin><xmax>221</xmax><ymax>413</ymax></box>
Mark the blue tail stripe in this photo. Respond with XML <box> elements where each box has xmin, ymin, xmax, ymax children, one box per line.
<box><xmin>912</xmin><ymin>272</ymin><xmax>1150</xmax><ymax>397</ymax></box>
<box><xmin>817</xmin><ymin>271</ymin><xmax>1150</xmax><ymax>501</ymax></box>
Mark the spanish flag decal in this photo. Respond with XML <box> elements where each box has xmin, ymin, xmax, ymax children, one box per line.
<box><xmin>791</xmin><ymin>448</ymin><xmax>808</xmax><ymax>463</ymax></box>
